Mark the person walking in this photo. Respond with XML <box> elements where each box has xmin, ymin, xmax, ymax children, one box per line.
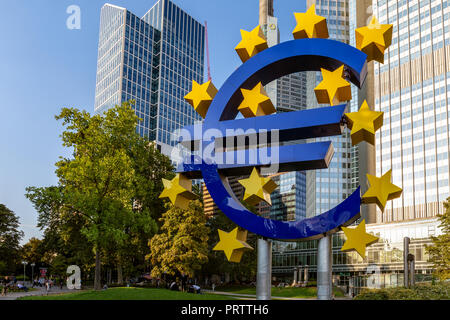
<box><xmin>181</xmin><ymin>273</ymin><xmax>187</xmax><ymax>292</ymax></box>
<box><xmin>45</xmin><ymin>279</ymin><xmax>50</xmax><ymax>295</ymax></box>
<box><xmin>1</xmin><ymin>277</ymin><xmax>8</xmax><ymax>296</ymax></box>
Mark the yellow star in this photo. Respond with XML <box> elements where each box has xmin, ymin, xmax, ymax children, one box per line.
<box><xmin>213</xmin><ymin>227</ymin><xmax>253</xmax><ymax>263</ymax></box>
<box><xmin>235</xmin><ymin>25</ymin><xmax>268</xmax><ymax>63</ymax></box>
<box><xmin>362</xmin><ymin>170</ymin><xmax>403</xmax><ymax>212</ymax></box>
<box><xmin>345</xmin><ymin>100</ymin><xmax>384</xmax><ymax>146</ymax></box>
<box><xmin>355</xmin><ymin>16</ymin><xmax>393</xmax><ymax>63</ymax></box>
<box><xmin>238</xmin><ymin>167</ymin><xmax>278</xmax><ymax>206</ymax></box>
<box><xmin>184</xmin><ymin>80</ymin><xmax>218</xmax><ymax>118</ymax></box>
<box><xmin>314</xmin><ymin>65</ymin><xmax>352</xmax><ymax>106</ymax></box>
<box><xmin>159</xmin><ymin>174</ymin><xmax>197</xmax><ymax>210</ymax></box>
<box><xmin>341</xmin><ymin>219</ymin><xmax>379</xmax><ymax>259</ymax></box>
<box><xmin>238</xmin><ymin>82</ymin><xmax>276</xmax><ymax>118</ymax></box>
<box><xmin>292</xmin><ymin>4</ymin><xmax>329</xmax><ymax>39</ymax></box>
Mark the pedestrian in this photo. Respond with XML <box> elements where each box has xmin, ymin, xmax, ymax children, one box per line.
<box><xmin>60</xmin><ymin>278</ymin><xmax>63</xmax><ymax>290</ymax></box>
<box><xmin>45</xmin><ymin>279</ymin><xmax>50</xmax><ymax>294</ymax></box>
<box><xmin>1</xmin><ymin>277</ymin><xmax>8</xmax><ymax>297</ymax></box>
<box><xmin>181</xmin><ymin>273</ymin><xmax>187</xmax><ymax>292</ymax></box>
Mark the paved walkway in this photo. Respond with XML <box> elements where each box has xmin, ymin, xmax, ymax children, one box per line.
<box><xmin>0</xmin><ymin>286</ymin><xmax>77</xmax><ymax>300</ymax></box>
<box><xmin>204</xmin><ymin>290</ymin><xmax>351</xmax><ymax>300</ymax></box>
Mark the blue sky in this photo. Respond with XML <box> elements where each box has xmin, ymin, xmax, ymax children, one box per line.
<box><xmin>0</xmin><ymin>0</ymin><xmax>306</xmax><ymax>243</ymax></box>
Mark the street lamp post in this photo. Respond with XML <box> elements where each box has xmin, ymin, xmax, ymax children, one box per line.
<box><xmin>31</xmin><ymin>263</ymin><xmax>36</xmax><ymax>286</ymax></box>
<box><xmin>21</xmin><ymin>261</ymin><xmax>28</xmax><ymax>285</ymax></box>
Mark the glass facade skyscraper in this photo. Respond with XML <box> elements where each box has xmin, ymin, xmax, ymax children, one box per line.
<box><xmin>258</xmin><ymin>0</ymin><xmax>308</xmax><ymax>223</ymax></box>
<box><xmin>372</xmin><ymin>0</ymin><xmax>449</xmax><ymax>222</ymax></box>
<box><xmin>305</xmin><ymin>0</ymin><xmax>354</xmax><ymax>218</ymax></box>
<box><xmin>272</xmin><ymin>0</ymin><xmax>446</xmax><ymax>296</ymax></box>
<box><xmin>94</xmin><ymin>0</ymin><xmax>205</xmax><ymax>156</ymax></box>
<box><xmin>260</xmin><ymin>172</ymin><xmax>307</xmax><ymax>221</ymax></box>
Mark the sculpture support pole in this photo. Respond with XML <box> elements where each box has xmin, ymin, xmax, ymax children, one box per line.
<box><xmin>293</xmin><ymin>269</ymin><xmax>298</xmax><ymax>286</ymax></box>
<box><xmin>410</xmin><ymin>258</ymin><xmax>415</xmax><ymax>287</ymax></box>
<box><xmin>317</xmin><ymin>235</ymin><xmax>332</xmax><ymax>300</ymax></box>
<box><xmin>304</xmin><ymin>265</ymin><xmax>309</xmax><ymax>285</ymax></box>
<box><xmin>256</xmin><ymin>238</ymin><xmax>272</xmax><ymax>300</ymax></box>
<box><xmin>404</xmin><ymin>237</ymin><xmax>410</xmax><ymax>288</ymax></box>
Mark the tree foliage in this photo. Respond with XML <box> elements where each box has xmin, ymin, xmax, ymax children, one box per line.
<box><xmin>25</xmin><ymin>186</ymin><xmax>94</xmax><ymax>276</ymax></box>
<box><xmin>201</xmin><ymin>209</ymin><xmax>257</xmax><ymax>283</ymax></box>
<box><xmin>426</xmin><ymin>197</ymin><xmax>450</xmax><ymax>281</ymax></box>
<box><xmin>0</xmin><ymin>204</ymin><xmax>24</xmax><ymax>274</ymax></box>
<box><xmin>148</xmin><ymin>200</ymin><xmax>210</xmax><ymax>278</ymax></box>
<box><xmin>20</xmin><ymin>237</ymin><xmax>43</xmax><ymax>265</ymax></box>
<box><xmin>26</xmin><ymin>102</ymin><xmax>173</xmax><ymax>288</ymax></box>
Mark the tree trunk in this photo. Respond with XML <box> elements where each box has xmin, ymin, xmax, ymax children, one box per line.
<box><xmin>117</xmin><ymin>264</ymin><xmax>124</xmax><ymax>285</ymax></box>
<box><xmin>94</xmin><ymin>247</ymin><xmax>102</xmax><ymax>290</ymax></box>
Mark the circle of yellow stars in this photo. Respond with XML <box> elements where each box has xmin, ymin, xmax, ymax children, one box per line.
<box><xmin>170</xmin><ymin>7</ymin><xmax>399</xmax><ymax>261</ymax></box>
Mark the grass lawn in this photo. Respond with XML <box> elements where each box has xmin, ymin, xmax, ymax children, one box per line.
<box><xmin>19</xmin><ymin>287</ymin><xmax>236</xmax><ymax>300</ymax></box>
<box><xmin>215</xmin><ymin>286</ymin><xmax>345</xmax><ymax>299</ymax></box>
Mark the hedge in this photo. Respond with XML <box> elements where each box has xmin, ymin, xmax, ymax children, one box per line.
<box><xmin>355</xmin><ymin>282</ymin><xmax>450</xmax><ymax>300</ymax></box>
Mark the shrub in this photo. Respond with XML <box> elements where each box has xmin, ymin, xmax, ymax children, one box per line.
<box><xmin>355</xmin><ymin>282</ymin><xmax>450</xmax><ymax>300</ymax></box>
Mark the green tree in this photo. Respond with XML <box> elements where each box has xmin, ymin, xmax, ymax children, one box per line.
<box><xmin>0</xmin><ymin>204</ymin><xmax>24</xmax><ymax>274</ymax></box>
<box><xmin>55</xmin><ymin>103</ymin><xmax>145</xmax><ymax>290</ymax></box>
<box><xmin>148</xmin><ymin>200</ymin><xmax>210</xmax><ymax>278</ymax></box>
<box><xmin>114</xmin><ymin>138</ymin><xmax>172</xmax><ymax>284</ymax></box>
<box><xmin>20</xmin><ymin>237</ymin><xmax>43</xmax><ymax>266</ymax></box>
<box><xmin>25</xmin><ymin>186</ymin><xmax>94</xmax><ymax>279</ymax></box>
<box><xmin>26</xmin><ymin>102</ymin><xmax>173</xmax><ymax>289</ymax></box>
<box><xmin>201</xmin><ymin>209</ymin><xmax>257</xmax><ymax>284</ymax></box>
<box><xmin>26</xmin><ymin>136</ymin><xmax>173</xmax><ymax>285</ymax></box>
<box><xmin>426</xmin><ymin>197</ymin><xmax>450</xmax><ymax>281</ymax></box>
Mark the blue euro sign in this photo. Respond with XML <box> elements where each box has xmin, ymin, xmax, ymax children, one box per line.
<box><xmin>177</xmin><ymin>38</ymin><xmax>368</xmax><ymax>240</ymax></box>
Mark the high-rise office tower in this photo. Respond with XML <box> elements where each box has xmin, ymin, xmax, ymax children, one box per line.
<box><xmin>94</xmin><ymin>0</ymin><xmax>205</xmax><ymax>156</ymax></box>
<box><xmin>259</xmin><ymin>172</ymin><xmax>307</xmax><ymax>221</ymax></box>
<box><xmin>372</xmin><ymin>0</ymin><xmax>449</xmax><ymax>223</ymax></box>
<box><xmin>272</xmin><ymin>0</ymin><xmax>355</xmax><ymax>282</ymax></box>
<box><xmin>260</xmin><ymin>0</ymin><xmax>308</xmax><ymax>113</ymax></box>
<box><xmin>272</xmin><ymin>1</ymin><xmax>444</xmax><ymax>294</ymax></box>
<box><xmin>203</xmin><ymin>176</ymin><xmax>249</xmax><ymax>218</ymax></box>
<box><xmin>305</xmin><ymin>0</ymin><xmax>354</xmax><ymax>219</ymax></box>
<box><xmin>258</xmin><ymin>0</ymin><xmax>308</xmax><ymax>222</ymax></box>
<box><xmin>204</xmin><ymin>1</ymin><xmax>308</xmax><ymax>221</ymax></box>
